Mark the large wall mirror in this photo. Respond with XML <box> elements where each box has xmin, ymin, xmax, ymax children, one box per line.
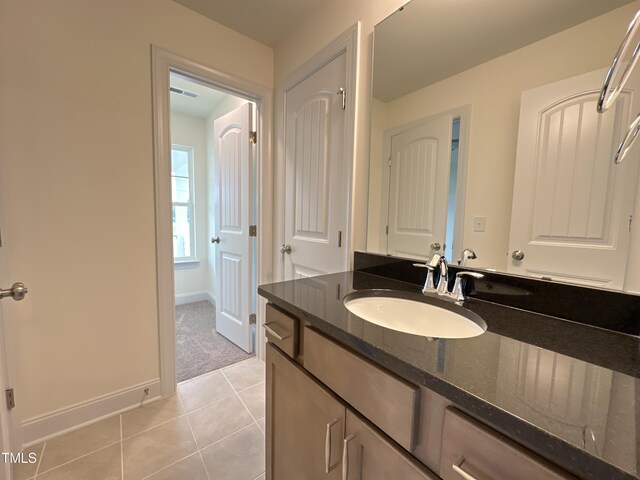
<box><xmin>366</xmin><ymin>0</ymin><xmax>640</xmax><ymax>292</ymax></box>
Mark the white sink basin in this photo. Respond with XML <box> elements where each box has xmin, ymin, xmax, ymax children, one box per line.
<box><xmin>343</xmin><ymin>292</ymin><xmax>486</xmax><ymax>339</ymax></box>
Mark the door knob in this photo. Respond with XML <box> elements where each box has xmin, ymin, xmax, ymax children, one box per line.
<box><xmin>512</xmin><ymin>250</ymin><xmax>525</xmax><ymax>261</ymax></box>
<box><xmin>430</xmin><ymin>242</ymin><xmax>441</xmax><ymax>251</ymax></box>
<box><xmin>0</xmin><ymin>282</ymin><xmax>28</xmax><ymax>301</ymax></box>
<box><xmin>280</xmin><ymin>244</ymin><xmax>292</xmax><ymax>254</ymax></box>
<box><xmin>211</xmin><ymin>236</ymin><xmax>221</xmax><ymax>244</ymax></box>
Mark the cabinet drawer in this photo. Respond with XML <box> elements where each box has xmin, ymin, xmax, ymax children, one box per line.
<box><xmin>303</xmin><ymin>327</ymin><xmax>420</xmax><ymax>452</ymax></box>
<box><xmin>265</xmin><ymin>304</ymin><xmax>298</xmax><ymax>358</ymax></box>
<box><xmin>440</xmin><ymin>408</ymin><xmax>576</xmax><ymax>480</ymax></box>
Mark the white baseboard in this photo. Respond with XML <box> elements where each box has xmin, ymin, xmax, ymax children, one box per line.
<box><xmin>21</xmin><ymin>379</ymin><xmax>162</xmax><ymax>447</ymax></box>
<box><xmin>174</xmin><ymin>291</ymin><xmax>215</xmax><ymax>306</ymax></box>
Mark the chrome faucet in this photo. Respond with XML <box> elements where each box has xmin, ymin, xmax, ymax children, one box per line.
<box><xmin>414</xmin><ymin>253</ymin><xmax>449</xmax><ymax>296</ymax></box>
<box><xmin>457</xmin><ymin>248</ymin><xmax>477</xmax><ymax>266</ymax></box>
<box><xmin>414</xmin><ymin>253</ymin><xmax>484</xmax><ymax>304</ymax></box>
<box><xmin>434</xmin><ymin>255</ymin><xmax>450</xmax><ymax>296</ymax></box>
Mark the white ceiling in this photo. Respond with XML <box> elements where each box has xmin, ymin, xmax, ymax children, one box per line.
<box><xmin>169</xmin><ymin>73</ymin><xmax>229</xmax><ymax>118</ymax></box>
<box><xmin>171</xmin><ymin>0</ymin><xmax>321</xmax><ymax>47</ymax></box>
<box><xmin>374</xmin><ymin>0</ymin><xmax>637</xmax><ymax>102</ymax></box>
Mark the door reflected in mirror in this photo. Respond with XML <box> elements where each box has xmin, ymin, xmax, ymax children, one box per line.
<box><xmin>366</xmin><ymin>0</ymin><xmax>640</xmax><ymax>291</ymax></box>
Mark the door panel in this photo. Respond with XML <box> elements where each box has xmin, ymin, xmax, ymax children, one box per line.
<box><xmin>213</xmin><ymin>103</ymin><xmax>253</xmax><ymax>352</ymax></box>
<box><xmin>284</xmin><ymin>52</ymin><xmax>348</xmax><ymax>280</ymax></box>
<box><xmin>344</xmin><ymin>409</ymin><xmax>438</xmax><ymax>480</ymax></box>
<box><xmin>509</xmin><ymin>68</ymin><xmax>640</xmax><ymax>289</ymax></box>
<box><xmin>0</xmin><ymin>167</ymin><xmax>19</xmax><ymax>475</ymax></box>
<box><xmin>266</xmin><ymin>343</ymin><xmax>345</xmax><ymax>480</ymax></box>
<box><xmin>387</xmin><ymin>114</ymin><xmax>453</xmax><ymax>260</ymax></box>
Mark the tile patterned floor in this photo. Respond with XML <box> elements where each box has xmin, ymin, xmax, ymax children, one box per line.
<box><xmin>14</xmin><ymin>358</ymin><xmax>266</xmax><ymax>480</ymax></box>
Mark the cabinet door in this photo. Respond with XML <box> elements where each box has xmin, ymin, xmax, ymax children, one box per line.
<box><xmin>343</xmin><ymin>409</ymin><xmax>438</xmax><ymax>480</ymax></box>
<box><xmin>266</xmin><ymin>343</ymin><xmax>345</xmax><ymax>480</ymax></box>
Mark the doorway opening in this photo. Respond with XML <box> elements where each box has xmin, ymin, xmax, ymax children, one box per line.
<box><xmin>169</xmin><ymin>73</ymin><xmax>257</xmax><ymax>383</ymax></box>
<box><xmin>444</xmin><ymin>117</ymin><xmax>461</xmax><ymax>262</ymax></box>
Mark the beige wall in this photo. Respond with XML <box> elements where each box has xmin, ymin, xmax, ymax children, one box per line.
<box><xmin>0</xmin><ymin>0</ymin><xmax>272</xmax><ymax>424</ymax></box>
<box><xmin>274</xmin><ymin>0</ymin><xmax>407</xmax><ymax>264</ymax></box>
<box><xmin>171</xmin><ymin>112</ymin><xmax>211</xmax><ymax>298</ymax></box>
<box><xmin>375</xmin><ymin>1</ymin><xmax>640</xmax><ymax>270</ymax></box>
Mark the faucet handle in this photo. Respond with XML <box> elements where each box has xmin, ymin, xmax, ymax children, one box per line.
<box><xmin>414</xmin><ymin>263</ymin><xmax>437</xmax><ymax>294</ymax></box>
<box><xmin>452</xmin><ymin>271</ymin><xmax>484</xmax><ymax>304</ymax></box>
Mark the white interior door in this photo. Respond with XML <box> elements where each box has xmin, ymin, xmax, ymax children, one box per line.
<box><xmin>508</xmin><ymin>68</ymin><xmax>640</xmax><ymax>289</ymax></box>
<box><xmin>0</xmin><ymin>298</ymin><xmax>11</xmax><ymax>480</ymax></box>
<box><xmin>283</xmin><ymin>52</ymin><xmax>348</xmax><ymax>280</ymax></box>
<box><xmin>386</xmin><ymin>114</ymin><xmax>453</xmax><ymax>260</ymax></box>
<box><xmin>213</xmin><ymin>102</ymin><xmax>253</xmax><ymax>353</ymax></box>
<box><xmin>0</xmin><ymin>192</ymin><xmax>21</xmax><ymax>477</ymax></box>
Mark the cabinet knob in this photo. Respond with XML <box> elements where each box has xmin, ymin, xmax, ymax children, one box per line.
<box><xmin>511</xmin><ymin>250</ymin><xmax>525</xmax><ymax>261</ymax></box>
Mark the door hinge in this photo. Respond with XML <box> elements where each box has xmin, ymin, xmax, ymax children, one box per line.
<box><xmin>385</xmin><ymin>225</ymin><xmax>389</xmax><ymax>235</ymax></box>
<box><xmin>5</xmin><ymin>388</ymin><xmax>15</xmax><ymax>410</ymax></box>
<box><xmin>337</xmin><ymin>88</ymin><xmax>346</xmax><ymax>110</ymax></box>
<box><xmin>629</xmin><ymin>215</ymin><xmax>633</xmax><ymax>232</ymax></box>
<box><xmin>249</xmin><ymin>313</ymin><xmax>256</xmax><ymax>325</ymax></box>
<box><xmin>249</xmin><ymin>225</ymin><xmax>257</xmax><ymax>237</ymax></box>
<box><xmin>388</xmin><ymin>157</ymin><xmax>391</xmax><ymax>167</ymax></box>
<box><xmin>249</xmin><ymin>131</ymin><xmax>257</xmax><ymax>144</ymax></box>
<box><xmin>338</xmin><ymin>230</ymin><xmax>342</xmax><ymax>247</ymax></box>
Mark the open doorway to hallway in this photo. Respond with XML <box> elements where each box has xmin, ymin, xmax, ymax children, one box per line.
<box><xmin>169</xmin><ymin>72</ymin><xmax>257</xmax><ymax>382</ymax></box>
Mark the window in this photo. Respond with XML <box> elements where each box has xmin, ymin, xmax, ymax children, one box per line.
<box><xmin>171</xmin><ymin>145</ymin><xmax>196</xmax><ymax>262</ymax></box>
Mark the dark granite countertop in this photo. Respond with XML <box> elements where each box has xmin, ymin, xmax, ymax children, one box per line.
<box><xmin>258</xmin><ymin>271</ymin><xmax>639</xmax><ymax>480</ymax></box>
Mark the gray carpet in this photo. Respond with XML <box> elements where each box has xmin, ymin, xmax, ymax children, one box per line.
<box><xmin>176</xmin><ymin>300</ymin><xmax>253</xmax><ymax>382</ymax></box>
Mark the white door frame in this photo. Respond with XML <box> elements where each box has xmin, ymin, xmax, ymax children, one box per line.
<box><xmin>0</xmin><ymin>162</ymin><xmax>23</xmax><ymax>458</ymax></box>
<box><xmin>378</xmin><ymin>105</ymin><xmax>472</xmax><ymax>261</ymax></box>
<box><xmin>275</xmin><ymin>23</ymin><xmax>360</xmax><ymax>281</ymax></box>
<box><xmin>151</xmin><ymin>46</ymin><xmax>273</xmax><ymax>396</ymax></box>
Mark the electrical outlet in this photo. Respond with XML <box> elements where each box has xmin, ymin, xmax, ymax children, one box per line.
<box><xmin>474</xmin><ymin>216</ymin><xmax>486</xmax><ymax>232</ymax></box>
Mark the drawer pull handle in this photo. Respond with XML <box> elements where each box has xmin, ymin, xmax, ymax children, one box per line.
<box><xmin>325</xmin><ymin>418</ymin><xmax>339</xmax><ymax>473</ymax></box>
<box><xmin>263</xmin><ymin>322</ymin><xmax>290</xmax><ymax>341</ymax></box>
<box><xmin>342</xmin><ymin>434</ymin><xmax>356</xmax><ymax>480</ymax></box>
<box><xmin>453</xmin><ymin>456</ymin><xmax>480</xmax><ymax>480</ymax></box>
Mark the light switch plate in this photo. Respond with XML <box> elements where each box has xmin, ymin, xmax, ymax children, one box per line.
<box><xmin>474</xmin><ymin>216</ymin><xmax>486</xmax><ymax>232</ymax></box>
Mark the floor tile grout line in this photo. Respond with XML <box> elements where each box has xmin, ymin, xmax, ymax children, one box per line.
<box><xmin>197</xmin><ymin>451</ymin><xmax>212</xmax><ymax>480</ymax></box>
<box><xmin>235</xmin><ymin>380</ymin><xmax>266</xmax><ymax>395</ymax></box>
<box><xmin>35</xmin><ymin>440</ymin><xmax>121</xmax><ymax>477</ymax></box>
<box><xmin>140</xmin><ymin>451</ymin><xmax>202</xmax><ymax>480</ymax></box>
<box><xmin>120</xmin><ymin>415</ymin><xmax>124</xmax><ymax>480</ymax></box>
<box><xmin>195</xmin><ymin>421</ymin><xmax>257</xmax><ymax>454</ymax></box>
<box><xmin>221</xmin><ymin>370</ymin><xmax>259</xmax><ymax>423</ymax></box>
<box><xmin>121</xmin><ymin>412</ymin><xmax>189</xmax><ymax>441</ymax></box>
<box><xmin>177</xmin><ymin>368</ymin><xmax>221</xmax><ymax>388</ymax></box>
<box><xmin>180</xmin><ymin>390</ymin><xmax>237</xmax><ymax>417</ymax></box>
<box><xmin>222</xmin><ymin>356</ymin><xmax>262</xmax><ymax>373</ymax></box>
<box><xmin>33</xmin><ymin>441</ymin><xmax>46</xmax><ymax>478</ymax></box>
<box><xmin>256</xmin><ymin>417</ymin><xmax>265</xmax><ymax>435</ymax></box>
<box><xmin>182</xmin><ymin>399</ymin><xmax>200</xmax><ymax>453</ymax></box>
